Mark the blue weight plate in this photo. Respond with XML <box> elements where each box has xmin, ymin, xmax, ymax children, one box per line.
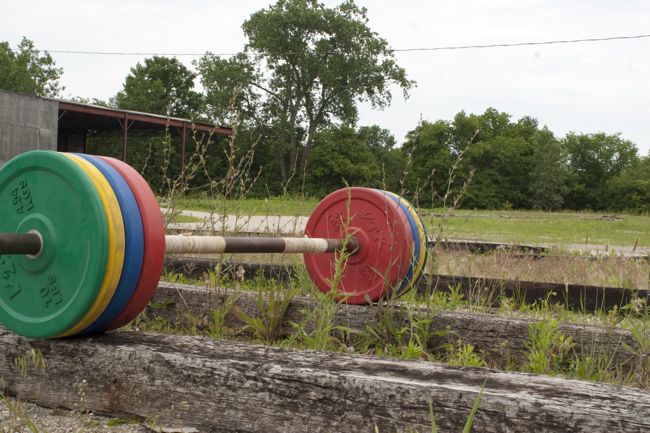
<box><xmin>76</xmin><ymin>154</ymin><xmax>144</xmax><ymax>334</ymax></box>
<box><xmin>380</xmin><ymin>190</ymin><xmax>421</xmax><ymax>295</ymax></box>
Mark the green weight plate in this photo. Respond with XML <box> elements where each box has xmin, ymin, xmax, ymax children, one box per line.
<box><xmin>0</xmin><ymin>150</ymin><xmax>109</xmax><ymax>338</ymax></box>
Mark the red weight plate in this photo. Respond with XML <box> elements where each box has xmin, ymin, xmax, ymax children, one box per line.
<box><xmin>100</xmin><ymin>157</ymin><xmax>165</xmax><ymax>331</ymax></box>
<box><xmin>303</xmin><ymin>187</ymin><xmax>413</xmax><ymax>304</ymax></box>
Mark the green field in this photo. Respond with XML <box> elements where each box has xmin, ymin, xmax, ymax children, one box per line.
<box><xmin>426</xmin><ymin>209</ymin><xmax>650</xmax><ymax>248</ymax></box>
<box><xmin>171</xmin><ymin>197</ymin><xmax>650</xmax><ymax>248</ymax></box>
<box><xmin>172</xmin><ymin>196</ymin><xmax>319</xmax><ymax>216</ymax></box>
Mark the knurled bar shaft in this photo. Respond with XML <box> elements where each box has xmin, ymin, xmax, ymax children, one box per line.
<box><xmin>164</xmin><ymin>235</ymin><xmax>359</xmax><ymax>255</ymax></box>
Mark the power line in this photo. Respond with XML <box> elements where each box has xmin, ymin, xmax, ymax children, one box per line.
<box><xmin>393</xmin><ymin>33</ymin><xmax>650</xmax><ymax>52</ymax></box>
<box><xmin>44</xmin><ymin>33</ymin><xmax>650</xmax><ymax>57</ymax></box>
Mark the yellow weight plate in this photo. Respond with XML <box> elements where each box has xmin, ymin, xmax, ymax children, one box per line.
<box><xmin>57</xmin><ymin>154</ymin><xmax>125</xmax><ymax>337</ymax></box>
<box><xmin>402</xmin><ymin>199</ymin><xmax>427</xmax><ymax>290</ymax></box>
<box><xmin>389</xmin><ymin>192</ymin><xmax>427</xmax><ymax>292</ymax></box>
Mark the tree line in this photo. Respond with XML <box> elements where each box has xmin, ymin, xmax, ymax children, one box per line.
<box><xmin>1</xmin><ymin>0</ymin><xmax>648</xmax><ymax>211</ymax></box>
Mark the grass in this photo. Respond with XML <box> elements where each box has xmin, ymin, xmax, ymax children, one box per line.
<box><xmin>427</xmin><ymin>208</ymin><xmax>650</xmax><ymax>247</ymax></box>
<box><xmin>164</xmin><ymin>213</ymin><xmax>203</xmax><ymax>224</ymax></box>
<box><xmin>170</xmin><ymin>196</ymin><xmax>319</xmax><ymax>216</ymax></box>
<box><xmin>156</xmin><ymin>175</ymin><xmax>648</xmax><ymax>389</ymax></box>
<box><xmin>154</xmin><ymin>264</ymin><xmax>650</xmax><ymax>389</ymax></box>
<box><xmin>0</xmin><ymin>395</ymin><xmax>42</xmax><ymax>433</ymax></box>
<box><xmin>434</xmin><ymin>250</ymin><xmax>649</xmax><ymax>289</ymax></box>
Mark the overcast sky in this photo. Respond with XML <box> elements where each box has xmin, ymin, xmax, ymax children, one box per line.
<box><xmin>2</xmin><ymin>0</ymin><xmax>649</xmax><ymax>155</ymax></box>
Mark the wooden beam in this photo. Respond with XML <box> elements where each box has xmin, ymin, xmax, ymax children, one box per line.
<box><xmin>1</xmin><ymin>329</ymin><xmax>648</xmax><ymax>432</ymax></box>
<box><xmin>148</xmin><ymin>282</ymin><xmax>645</xmax><ymax>373</ymax></box>
<box><xmin>164</xmin><ymin>257</ymin><xmax>649</xmax><ymax>313</ymax></box>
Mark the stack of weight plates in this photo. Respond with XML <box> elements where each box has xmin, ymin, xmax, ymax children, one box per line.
<box><xmin>303</xmin><ymin>187</ymin><xmax>427</xmax><ymax>304</ymax></box>
<box><xmin>0</xmin><ymin>150</ymin><xmax>165</xmax><ymax>338</ymax></box>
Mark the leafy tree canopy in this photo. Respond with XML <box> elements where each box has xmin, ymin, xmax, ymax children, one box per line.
<box><xmin>114</xmin><ymin>56</ymin><xmax>203</xmax><ymax>118</ymax></box>
<box><xmin>0</xmin><ymin>37</ymin><xmax>63</xmax><ymax>97</ymax></box>
<box><xmin>563</xmin><ymin>132</ymin><xmax>638</xmax><ymax>209</ymax></box>
<box><xmin>305</xmin><ymin>125</ymin><xmax>380</xmax><ymax>195</ymax></box>
<box><xmin>401</xmin><ymin>108</ymin><xmax>571</xmax><ymax>210</ymax></box>
<box><xmin>604</xmin><ymin>156</ymin><xmax>650</xmax><ymax>212</ymax></box>
<box><xmin>198</xmin><ymin>0</ymin><xmax>414</xmax><ymax>185</ymax></box>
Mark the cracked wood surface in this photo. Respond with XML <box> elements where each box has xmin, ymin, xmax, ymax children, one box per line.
<box><xmin>1</xmin><ymin>329</ymin><xmax>649</xmax><ymax>433</ymax></box>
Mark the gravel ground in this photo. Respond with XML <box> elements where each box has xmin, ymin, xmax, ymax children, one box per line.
<box><xmin>0</xmin><ymin>397</ymin><xmax>169</xmax><ymax>433</ymax></box>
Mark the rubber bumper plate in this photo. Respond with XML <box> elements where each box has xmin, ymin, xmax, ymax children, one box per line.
<box><xmin>303</xmin><ymin>187</ymin><xmax>413</xmax><ymax>304</ymax></box>
<box><xmin>102</xmin><ymin>156</ymin><xmax>165</xmax><ymax>331</ymax></box>
<box><xmin>77</xmin><ymin>154</ymin><xmax>144</xmax><ymax>335</ymax></box>
<box><xmin>0</xmin><ymin>151</ymin><xmax>109</xmax><ymax>338</ymax></box>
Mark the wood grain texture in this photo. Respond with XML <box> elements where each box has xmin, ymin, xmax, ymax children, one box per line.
<box><xmin>149</xmin><ymin>282</ymin><xmax>644</xmax><ymax>372</ymax></box>
<box><xmin>1</xmin><ymin>328</ymin><xmax>648</xmax><ymax>433</ymax></box>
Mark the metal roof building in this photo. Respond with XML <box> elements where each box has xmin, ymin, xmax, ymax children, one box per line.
<box><xmin>0</xmin><ymin>90</ymin><xmax>232</xmax><ymax>185</ymax></box>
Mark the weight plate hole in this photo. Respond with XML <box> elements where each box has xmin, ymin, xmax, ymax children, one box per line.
<box><xmin>26</xmin><ymin>229</ymin><xmax>43</xmax><ymax>259</ymax></box>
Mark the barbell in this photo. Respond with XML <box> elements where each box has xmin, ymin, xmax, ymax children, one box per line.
<box><xmin>0</xmin><ymin>150</ymin><xmax>428</xmax><ymax>339</ymax></box>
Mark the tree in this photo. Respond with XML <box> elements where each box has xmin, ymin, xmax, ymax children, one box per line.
<box><xmin>528</xmin><ymin>128</ymin><xmax>569</xmax><ymax>210</ymax></box>
<box><xmin>563</xmin><ymin>132</ymin><xmax>639</xmax><ymax>209</ymax></box>
<box><xmin>0</xmin><ymin>37</ymin><xmax>63</xmax><ymax>97</ymax></box>
<box><xmin>305</xmin><ymin>126</ymin><xmax>380</xmax><ymax>195</ymax></box>
<box><xmin>462</xmin><ymin>135</ymin><xmax>536</xmax><ymax>209</ymax></box>
<box><xmin>603</xmin><ymin>156</ymin><xmax>650</xmax><ymax>212</ymax></box>
<box><xmin>114</xmin><ymin>56</ymin><xmax>203</xmax><ymax>118</ymax></box>
<box><xmin>401</xmin><ymin>120</ymin><xmax>454</xmax><ymax>204</ymax></box>
<box><xmin>196</xmin><ymin>53</ymin><xmax>259</xmax><ymax>125</ymax></box>
<box><xmin>198</xmin><ymin>0</ymin><xmax>414</xmax><ymax>186</ymax></box>
<box><xmin>357</xmin><ymin>125</ymin><xmax>404</xmax><ymax>191</ymax></box>
<box><xmin>440</xmin><ymin>109</ymin><xmax>535</xmax><ymax>209</ymax></box>
<box><xmin>401</xmin><ymin>108</ymin><xmax>571</xmax><ymax>210</ymax></box>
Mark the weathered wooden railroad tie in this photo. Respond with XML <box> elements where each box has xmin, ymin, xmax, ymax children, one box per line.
<box><xmin>0</xmin><ymin>150</ymin><xmax>427</xmax><ymax>338</ymax></box>
<box><xmin>1</xmin><ymin>328</ymin><xmax>649</xmax><ymax>433</ymax></box>
<box><xmin>147</xmin><ymin>281</ymin><xmax>647</xmax><ymax>373</ymax></box>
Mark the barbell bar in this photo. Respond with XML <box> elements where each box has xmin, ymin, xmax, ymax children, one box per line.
<box><xmin>0</xmin><ymin>150</ymin><xmax>427</xmax><ymax>339</ymax></box>
<box><xmin>0</xmin><ymin>232</ymin><xmax>360</xmax><ymax>256</ymax></box>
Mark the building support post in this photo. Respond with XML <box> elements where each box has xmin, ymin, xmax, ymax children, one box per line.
<box><xmin>180</xmin><ymin>123</ymin><xmax>187</xmax><ymax>193</ymax></box>
<box><xmin>121</xmin><ymin>113</ymin><xmax>129</xmax><ymax>162</ymax></box>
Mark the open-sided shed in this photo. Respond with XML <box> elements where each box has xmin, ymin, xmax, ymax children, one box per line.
<box><xmin>0</xmin><ymin>90</ymin><xmax>232</xmax><ymax>186</ymax></box>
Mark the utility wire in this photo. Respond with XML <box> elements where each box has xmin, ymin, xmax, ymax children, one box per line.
<box><xmin>44</xmin><ymin>33</ymin><xmax>650</xmax><ymax>57</ymax></box>
<box><xmin>393</xmin><ymin>33</ymin><xmax>650</xmax><ymax>52</ymax></box>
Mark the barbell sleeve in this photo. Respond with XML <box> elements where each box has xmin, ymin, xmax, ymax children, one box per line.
<box><xmin>0</xmin><ymin>232</ymin><xmax>42</xmax><ymax>256</ymax></box>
